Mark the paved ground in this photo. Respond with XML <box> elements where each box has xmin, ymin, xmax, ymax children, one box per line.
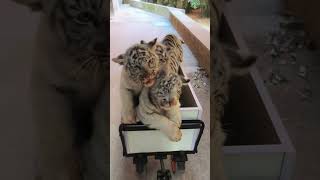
<box><xmin>229</xmin><ymin>9</ymin><xmax>320</xmax><ymax>180</ymax></box>
<box><xmin>110</xmin><ymin>5</ymin><xmax>210</xmax><ymax>180</ymax></box>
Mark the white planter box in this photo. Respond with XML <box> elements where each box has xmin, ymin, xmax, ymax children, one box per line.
<box><xmin>221</xmin><ymin>7</ymin><xmax>296</xmax><ymax>180</ymax></box>
<box><xmin>223</xmin><ymin>72</ymin><xmax>295</xmax><ymax>180</ymax></box>
<box><xmin>179</xmin><ymin>67</ymin><xmax>203</xmax><ymax>120</ymax></box>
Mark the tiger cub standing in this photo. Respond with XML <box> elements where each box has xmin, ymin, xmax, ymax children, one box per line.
<box><xmin>136</xmin><ymin>66</ymin><xmax>189</xmax><ymax>141</ymax></box>
<box><xmin>112</xmin><ymin>39</ymin><xmax>160</xmax><ymax>124</ymax></box>
<box><xmin>141</xmin><ymin>34</ymin><xmax>184</xmax><ymax>73</ymax></box>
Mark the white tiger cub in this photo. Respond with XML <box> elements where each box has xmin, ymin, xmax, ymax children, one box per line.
<box><xmin>112</xmin><ymin>39</ymin><xmax>161</xmax><ymax>124</ymax></box>
<box><xmin>137</xmin><ymin>66</ymin><xmax>190</xmax><ymax>141</ymax></box>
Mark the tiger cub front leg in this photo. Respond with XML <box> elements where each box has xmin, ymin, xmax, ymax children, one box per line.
<box><xmin>164</xmin><ymin>120</ymin><xmax>182</xmax><ymax>142</ymax></box>
<box><xmin>120</xmin><ymin>88</ymin><xmax>136</xmax><ymax>124</ymax></box>
<box><xmin>165</xmin><ymin>105</ymin><xmax>182</xmax><ymax>127</ymax></box>
<box><xmin>144</xmin><ymin>114</ymin><xmax>182</xmax><ymax>141</ymax></box>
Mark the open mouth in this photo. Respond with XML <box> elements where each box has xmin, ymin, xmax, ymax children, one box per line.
<box><xmin>143</xmin><ymin>78</ymin><xmax>155</xmax><ymax>87</ymax></box>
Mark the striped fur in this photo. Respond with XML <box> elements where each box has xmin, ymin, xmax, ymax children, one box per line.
<box><xmin>51</xmin><ymin>0</ymin><xmax>107</xmax><ymax>60</ymax></box>
<box><xmin>12</xmin><ymin>1</ymin><xmax>108</xmax><ymax>180</ymax></box>
<box><xmin>141</xmin><ymin>34</ymin><xmax>184</xmax><ymax>73</ymax></box>
<box><xmin>149</xmin><ymin>69</ymin><xmax>189</xmax><ymax>110</ymax></box>
<box><xmin>113</xmin><ymin>42</ymin><xmax>160</xmax><ymax>84</ymax></box>
<box><xmin>137</xmin><ymin>69</ymin><xmax>189</xmax><ymax>141</ymax></box>
<box><xmin>112</xmin><ymin>41</ymin><xmax>161</xmax><ymax>125</ymax></box>
<box><xmin>161</xmin><ymin>34</ymin><xmax>184</xmax><ymax>63</ymax></box>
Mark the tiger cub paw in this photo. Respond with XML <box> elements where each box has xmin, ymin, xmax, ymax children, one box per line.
<box><xmin>167</xmin><ymin>122</ymin><xmax>182</xmax><ymax>142</ymax></box>
<box><xmin>121</xmin><ymin>112</ymin><xmax>136</xmax><ymax>124</ymax></box>
<box><xmin>176</xmin><ymin>119</ymin><xmax>182</xmax><ymax>128</ymax></box>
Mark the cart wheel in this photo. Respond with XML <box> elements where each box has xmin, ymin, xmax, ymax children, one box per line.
<box><xmin>165</xmin><ymin>170</ymin><xmax>172</xmax><ymax>180</ymax></box>
<box><xmin>157</xmin><ymin>171</ymin><xmax>162</xmax><ymax>180</ymax></box>
<box><xmin>133</xmin><ymin>155</ymin><xmax>147</xmax><ymax>174</ymax></box>
<box><xmin>171</xmin><ymin>160</ymin><xmax>176</xmax><ymax>174</ymax></box>
<box><xmin>177</xmin><ymin>161</ymin><xmax>185</xmax><ymax>171</ymax></box>
<box><xmin>171</xmin><ymin>152</ymin><xmax>187</xmax><ymax>172</ymax></box>
<box><xmin>135</xmin><ymin>161</ymin><xmax>145</xmax><ymax>174</ymax></box>
<box><xmin>157</xmin><ymin>170</ymin><xmax>171</xmax><ymax>180</ymax></box>
<box><xmin>157</xmin><ymin>171</ymin><xmax>164</xmax><ymax>180</ymax></box>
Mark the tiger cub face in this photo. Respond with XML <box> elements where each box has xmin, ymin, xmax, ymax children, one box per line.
<box><xmin>13</xmin><ymin>0</ymin><xmax>108</xmax><ymax>95</ymax></box>
<box><xmin>112</xmin><ymin>39</ymin><xmax>160</xmax><ymax>87</ymax></box>
<box><xmin>21</xmin><ymin>0</ymin><xmax>108</xmax><ymax>62</ymax></box>
<box><xmin>150</xmin><ymin>67</ymin><xmax>189</xmax><ymax>110</ymax></box>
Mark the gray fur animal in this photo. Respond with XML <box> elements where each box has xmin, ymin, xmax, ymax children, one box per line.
<box><xmin>13</xmin><ymin>0</ymin><xmax>107</xmax><ymax>179</ymax></box>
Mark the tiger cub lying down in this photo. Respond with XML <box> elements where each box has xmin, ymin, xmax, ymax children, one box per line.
<box><xmin>137</xmin><ymin>66</ymin><xmax>190</xmax><ymax>141</ymax></box>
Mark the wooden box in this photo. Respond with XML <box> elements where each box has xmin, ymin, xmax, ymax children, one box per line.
<box><xmin>221</xmin><ymin>7</ymin><xmax>296</xmax><ymax>180</ymax></box>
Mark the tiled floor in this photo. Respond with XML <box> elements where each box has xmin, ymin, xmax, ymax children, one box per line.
<box><xmin>110</xmin><ymin>6</ymin><xmax>210</xmax><ymax>180</ymax></box>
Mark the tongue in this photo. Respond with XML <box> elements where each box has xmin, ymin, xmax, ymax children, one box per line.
<box><xmin>143</xmin><ymin>79</ymin><xmax>155</xmax><ymax>87</ymax></box>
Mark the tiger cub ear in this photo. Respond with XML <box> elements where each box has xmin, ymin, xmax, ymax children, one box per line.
<box><xmin>112</xmin><ymin>54</ymin><xmax>125</xmax><ymax>65</ymax></box>
<box><xmin>140</xmin><ymin>38</ymin><xmax>157</xmax><ymax>49</ymax></box>
<box><xmin>147</xmin><ymin>38</ymin><xmax>157</xmax><ymax>48</ymax></box>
